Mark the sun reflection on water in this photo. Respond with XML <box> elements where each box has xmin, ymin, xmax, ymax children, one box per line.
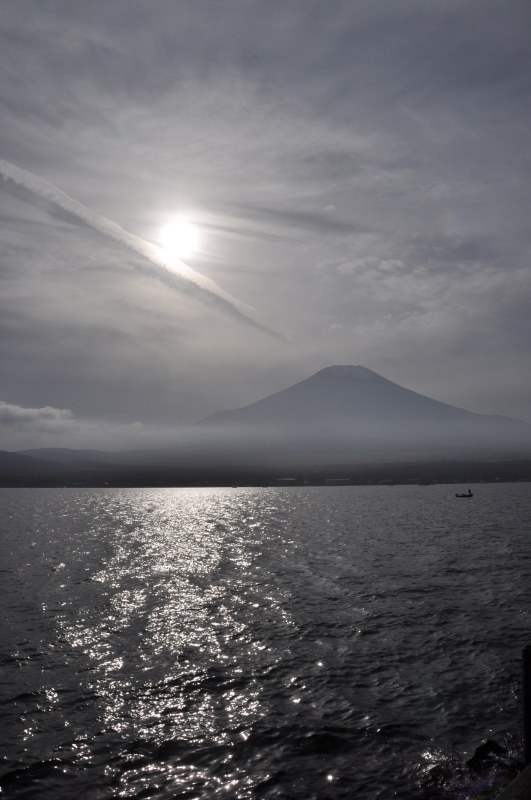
<box><xmin>57</xmin><ymin>489</ymin><xmax>288</xmax><ymax>793</ymax></box>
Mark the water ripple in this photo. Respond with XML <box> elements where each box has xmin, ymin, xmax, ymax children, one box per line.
<box><xmin>1</xmin><ymin>485</ymin><xmax>530</xmax><ymax>798</ymax></box>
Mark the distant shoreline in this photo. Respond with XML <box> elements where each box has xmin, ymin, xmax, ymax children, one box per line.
<box><xmin>1</xmin><ymin>458</ymin><xmax>530</xmax><ymax>488</ymax></box>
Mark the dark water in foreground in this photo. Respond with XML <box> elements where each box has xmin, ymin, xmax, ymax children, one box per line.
<box><xmin>1</xmin><ymin>485</ymin><xmax>531</xmax><ymax>799</ymax></box>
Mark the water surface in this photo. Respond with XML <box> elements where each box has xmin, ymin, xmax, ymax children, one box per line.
<box><xmin>1</xmin><ymin>485</ymin><xmax>531</xmax><ymax>798</ymax></box>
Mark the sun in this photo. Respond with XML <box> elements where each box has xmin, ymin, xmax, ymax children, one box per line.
<box><xmin>160</xmin><ymin>217</ymin><xmax>199</xmax><ymax>259</ymax></box>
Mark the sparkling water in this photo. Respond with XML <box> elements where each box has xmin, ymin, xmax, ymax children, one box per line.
<box><xmin>1</xmin><ymin>484</ymin><xmax>531</xmax><ymax>798</ymax></box>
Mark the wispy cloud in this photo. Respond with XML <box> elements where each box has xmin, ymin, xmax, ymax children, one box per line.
<box><xmin>0</xmin><ymin>159</ymin><xmax>279</xmax><ymax>334</ymax></box>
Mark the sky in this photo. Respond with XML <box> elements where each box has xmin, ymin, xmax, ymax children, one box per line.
<box><xmin>0</xmin><ymin>0</ymin><xmax>530</xmax><ymax>450</ymax></box>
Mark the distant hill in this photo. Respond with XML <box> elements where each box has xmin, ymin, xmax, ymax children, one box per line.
<box><xmin>19</xmin><ymin>448</ymin><xmax>162</xmax><ymax>466</ymax></box>
<box><xmin>0</xmin><ymin>450</ymin><xmax>61</xmax><ymax>476</ymax></box>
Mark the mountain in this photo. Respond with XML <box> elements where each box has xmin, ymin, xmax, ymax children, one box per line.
<box><xmin>193</xmin><ymin>365</ymin><xmax>531</xmax><ymax>462</ymax></box>
<box><xmin>200</xmin><ymin>365</ymin><xmax>515</xmax><ymax>426</ymax></box>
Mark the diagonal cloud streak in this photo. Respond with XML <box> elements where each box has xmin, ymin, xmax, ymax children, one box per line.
<box><xmin>0</xmin><ymin>158</ymin><xmax>283</xmax><ymax>337</ymax></box>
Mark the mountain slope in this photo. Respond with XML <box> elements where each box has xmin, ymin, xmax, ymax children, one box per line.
<box><xmin>199</xmin><ymin>365</ymin><xmax>527</xmax><ymax>428</ymax></box>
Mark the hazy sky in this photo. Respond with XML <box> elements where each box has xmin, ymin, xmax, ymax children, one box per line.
<box><xmin>1</xmin><ymin>0</ymin><xmax>530</xmax><ymax>449</ymax></box>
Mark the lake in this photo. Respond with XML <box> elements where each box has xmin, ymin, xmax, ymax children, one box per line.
<box><xmin>1</xmin><ymin>484</ymin><xmax>531</xmax><ymax>799</ymax></box>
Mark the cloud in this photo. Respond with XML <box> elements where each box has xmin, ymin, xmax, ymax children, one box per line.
<box><xmin>0</xmin><ymin>1</ymin><xmax>530</xmax><ymax>427</ymax></box>
<box><xmin>0</xmin><ymin>158</ymin><xmax>277</xmax><ymax>334</ymax></box>
<box><xmin>0</xmin><ymin>399</ymin><xmax>151</xmax><ymax>451</ymax></box>
<box><xmin>0</xmin><ymin>401</ymin><xmax>73</xmax><ymax>427</ymax></box>
<box><xmin>236</xmin><ymin>204</ymin><xmax>369</xmax><ymax>236</ymax></box>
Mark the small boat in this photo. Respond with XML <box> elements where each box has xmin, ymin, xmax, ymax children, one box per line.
<box><xmin>455</xmin><ymin>489</ymin><xmax>474</xmax><ymax>497</ymax></box>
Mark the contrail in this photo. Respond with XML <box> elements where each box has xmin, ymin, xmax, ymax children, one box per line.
<box><xmin>0</xmin><ymin>158</ymin><xmax>275</xmax><ymax>332</ymax></box>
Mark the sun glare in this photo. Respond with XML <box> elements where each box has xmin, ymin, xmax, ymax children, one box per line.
<box><xmin>160</xmin><ymin>218</ymin><xmax>199</xmax><ymax>259</ymax></box>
